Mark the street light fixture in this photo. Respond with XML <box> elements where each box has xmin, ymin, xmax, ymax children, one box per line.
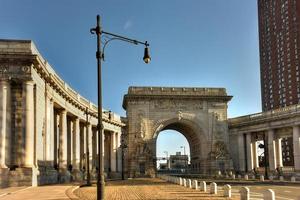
<box><xmin>90</xmin><ymin>15</ymin><xmax>150</xmax><ymax>200</ymax></box>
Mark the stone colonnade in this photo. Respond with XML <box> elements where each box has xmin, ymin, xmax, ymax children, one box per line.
<box><xmin>0</xmin><ymin>39</ymin><xmax>125</xmax><ymax>187</ymax></box>
<box><xmin>236</xmin><ymin>126</ymin><xmax>300</xmax><ymax>174</ymax></box>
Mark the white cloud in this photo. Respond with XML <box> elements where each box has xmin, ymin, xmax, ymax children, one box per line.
<box><xmin>124</xmin><ymin>19</ymin><xmax>133</xmax><ymax>30</ymax></box>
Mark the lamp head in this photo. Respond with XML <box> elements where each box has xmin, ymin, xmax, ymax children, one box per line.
<box><xmin>143</xmin><ymin>42</ymin><xmax>151</xmax><ymax>64</ymax></box>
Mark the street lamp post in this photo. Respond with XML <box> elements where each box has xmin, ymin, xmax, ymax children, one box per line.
<box><xmin>120</xmin><ymin>143</ymin><xmax>127</xmax><ymax>180</ymax></box>
<box><xmin>90</xmin><ymin>15</ymin><xmax>150</xmax><ymax>200</ymax></box>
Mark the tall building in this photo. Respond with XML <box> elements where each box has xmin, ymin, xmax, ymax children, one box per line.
<box><xmin>258</xmin><ymin>0</ymin><xmax>300</xmax><ymax>111</ymax></box>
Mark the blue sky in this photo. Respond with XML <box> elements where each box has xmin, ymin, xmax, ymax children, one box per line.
<box><xmin>0</xmin><ymin>0</ymin><xmax>260</xmax><ymax>158</ymax></box>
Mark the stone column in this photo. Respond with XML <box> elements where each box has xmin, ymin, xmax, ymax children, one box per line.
<box><xmin>79</xmin><ymin>124</ymin><xmax>86</xmax><ymax>170</ymax></box>
<box><xmin>246</xmin><ymin>133</ymin><xmax>254</xmax><ymax>171</ymax></box>
<box><xmin>267</xmin><ymin>129</ymin><xmax>276</xmax><ymax>171</ymax></box>
<box><xmin>86</xmin><ymin>123</ymin><xmax>92</xmax><ymax>171</ymax></box>
<box><xmin>67</xmin><ymin>118</ymin><xmax>72</xmax><ymax>167</ymax></box>
<box><xmin>53</xmin><ymin>111</ymin><xmax>58</xmax><ymax>167</ymax></box>
<box><xmin>252</xmin><ymin>141</ymin><xmax>259</xmax><ymax>168</ymax></box>
<box><xmin>275</xmin><ymin>138</ymin><xmax>283</xmax><ymax>168</ymax></box>
<box><xmin>293</xmin><ymin>126</ymin><xmax>300</xmax><ymax>171</ymax></box>
<box><xmin>117</xmin><ymin>132</ymin><xmax>122</xmax><ymax>172</ymax></box>
<box><xmin>72</xmin><ymin>118</ymin><xmax>80</xmax><ymax>169</ymax></box>
<box><xmin>23</xmin><ymin>81</ymin><xmax>34</xmax><ymax>167</ymax></box>
<box><xmin>0</xmin><ymin>80</ymin><xmax>10</xmax><ymax>168</ymax></box>
<box><xmin>237</xmin><ymin>134</ymin><xmax>245</xmax><ymax>172</ymax></box>
<box><xmin>110</xmin><ymin>132</ymin><xmax>117</xmax><ymax>172</ymax></box>
<box><xmin>46</xmin><ymin>98</ymin><xmax>54</xmax><ymax>161</ymax></box>
<box><xmin>59</xmin><ymin>110</ymin><xmax>67</xmax><ymax>169</ymax></box>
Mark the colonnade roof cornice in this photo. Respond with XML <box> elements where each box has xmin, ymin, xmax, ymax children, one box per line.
<box><xmin>228</xmin><ymin>104</ymin><xmax>300</xmax><ymax>131</ymax></box>
<box><xmin>0</xmin><ymin>39</ymin><xmax>125</xmax><ymax>128</ymax></box>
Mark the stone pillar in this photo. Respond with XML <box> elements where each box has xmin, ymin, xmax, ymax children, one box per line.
<box><xmin>224</xmin><ymin>184</ymin><xmax>231</xmax><ymax>198</ymax></box>
<box><xmin>53</xmin><ymin>111</ymin><xmax>58</xmax><ymax>167</ymax></box>
<box><xmin>67</xmin><ymin>118</ymin><xmax>72</xmax><ymax>167</ymax></box>
<box><xmin>267</xmin><ymin>129</ymin><xmax>276</xmax><ymax>171</ymax></box>
<box><xmin>23</xmin><ymin>81</ymin><xmax>34</xmax><ymax>167</ymax></box>
<box><xmin>0</xmin><ymin>80</ymin><xmax>10</xmax><ymax>168</ymax></box>
<box><xmin>252</xmin><ymin>141</ymin><xmax>259</xmax><ymax>168</ymax></box>
<box><xmin>210</xmin><ymin>182</ymin><xmax>217</xmax><ymax>194</ymax></box>
<box><xmin>59</xmin><ymin>110</ymin><xmax>67</xmax><ymax>169</ymax></box>
<box><xmin>293</xmin><ymin>126</ymin><xmax>300</xmax><ymax>171</ymax></box>
<box><xmin>246</xmin><ymin>133</ymin><xmax>253</xmax><ymax>171</ymax></box>
<box><xmin>46</xmin><ymin>98</ymin><xmax>54</xmax><ymax>161</ymax></box>
<box><xmin>275</xmin><ymin>138</ymin><xmax>283</xmax><ymax>168</ymax></box>
<box><xmin>200</xmin><ymin>181</ymin><xmax>206</xmax><ymax>192</ymax></box>
<box><xmin>110</xmin><ymin>132</ymin><xmax>117</xmax><ymax>172</ymax></box>
<box><xmin>238</xmin><ymin>134</ymin><xmax>246</xmax><ymax>172</ymax></box>
<box><xmin>264</xmin><ymin>189</ymin><xmax>275</xmax><ymax>200</ymax></box>
<box><xmin>72</xmin><ymin>118</ymin><xmax>80</xmax><ymax>169</ymax></box>
<box><xmin>87</xmin><ymin>123</ymin><xmax>92</xmax><ymax>171</ymax></box>
<box><xmin>117</xmin><ymin>132</ymin><xmax>122</xmax><ymax>172</ymax></box>
<box><xmin>240</xmin><ymin>187</ymin><xmax>250</xmax><ymax>200</ymax></box>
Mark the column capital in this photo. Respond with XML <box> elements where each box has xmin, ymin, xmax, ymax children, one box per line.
<box><xmin>23</xmin><ymin>80</ymin><xmax>35</xmax><ymax>86</ymax></box>
<box><xmin>60</xmin><ymin>109</ymin><xmax>67</xmax><ymax>115</ymax></box>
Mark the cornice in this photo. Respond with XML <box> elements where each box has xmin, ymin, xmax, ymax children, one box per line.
<box><xmin>0</xmin><ymin>40</ymin><xmax>125</xmax><ymax>128</ymax></box>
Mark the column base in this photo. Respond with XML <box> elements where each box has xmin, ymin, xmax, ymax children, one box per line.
<box><xmin>58</xmin><ymin>169</ymin><xmax>71</xmax><ymax>183</ymax></box>
<box><xmin>72</xmin><ymin>168</ymin><xmax>83</xmax><ymax>182</ymax></box>
<box><xmin>0</xmin><ymin>167</ymin><xmax>32</xmax><ymax>188</ymax></box>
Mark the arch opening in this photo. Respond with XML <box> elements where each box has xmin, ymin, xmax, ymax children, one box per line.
<box><xmin>156</xmin><ymin>130</ymin><xmax>190</xmax><ymax>172</ymax></box>
<box><xmin>154</xmin><ymin>120</ymin><xmax>205</xmax><ymax>174</ymax></box>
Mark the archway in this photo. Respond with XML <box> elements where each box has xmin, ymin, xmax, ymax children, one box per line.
<box><xmin>156</xmin><ymin>130</ymin><xmax>190</xmax><ymax>172</ymax></box>
<box><xmin>123</xmin><ymin>86</ymin><xmax>233</xmax><ymax>178</ymax></box>
<box><xmin>152</xmin><ymin>119</ymin><xmax>209</xmax><ymax>175</ymax></box>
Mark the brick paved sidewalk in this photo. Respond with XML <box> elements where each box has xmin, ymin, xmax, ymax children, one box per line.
<box><xmin>0</xmin><ymin>186</ymin><xmax>29</xmax><ymax>196</ymax></box>
<box><xmin>74</xmin><ymin>178</ymin><xmax>239</xmax><ymax>200</ymax></box>
<box><xmin>0</xmin><ymin>185</ymin><xmax>79</xmax><ymax>200</ymax></box>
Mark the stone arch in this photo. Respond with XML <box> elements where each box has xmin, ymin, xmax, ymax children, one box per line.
<box><xmin>152</xmin><ymin>117</ymin><xmax>210</xmax><ymax>173</ymax></box>
<box><xmin>122</xmin><ymin>86</ymin><xmax>233</xmax><ymax>178</ymax></box>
